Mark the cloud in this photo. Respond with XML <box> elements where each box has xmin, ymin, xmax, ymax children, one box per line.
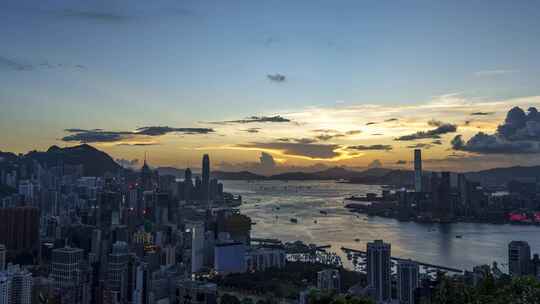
<box><xmin>259</xmin><ymin>152</ymin><xmax>276</xmax><ymax>169</ymax></box>
<box><xmin>0</xmin><ymin>56</ymin><xmax>33</xmax><ymax>71</ymax></box>
<box><xmin>471</xmin><ymin>112</ymin><xmax>494</xmax><ymax>116</ymax></box>
<box><xmin>209</xmin><ymin>115</ymin><xmax>291</xmax><ymax>125</ymax></box>
<box><xmin>0</xmin><ymin>56</ymin><xmax>87</xmax><ymax>72</ymax></box>
<box><xmin>348</xmin><ymin>145</ymin><xmax>393</xmax><ymax>151</ymax></box>
<box><xmin>396</xmin><ymin>160</ymin><xmax>407</xmax><ymax>165</ymax></box>
<box><xmin>311</xmin><ymin>129</ymin><xmax>362</xmax><ymax>141</ymax></box>
<box><xmin>427</xmin><ymin>119</ymin><xmax>444</xmax><ymax>127</ymax></box>
<box><xmin>237</xmin><ymin>142</ymin><xmax>342</xmax><ymax>159</ymax></box>
<box><xmin>365</xmin><ymin>122</ymin><xmax>377</xmax><ymax>126</ymax></box>
<box><xmin>62</xmin><ymin>126</ymin><xmax>214</xmax><ymax>143</ymax></box>
<box><xmin>267</xmin><ymin>73</ymin><xmax>286</xmax><ymax>83</ymax></box>
<box><xmin>451</xmin><ymin>106</ymin><xmax>540</xmax><ymax>154</ymax></box>
<box><xmin>496</xmin><ymin>107</ymin><xmax>540</xmax><ymax>141</ymax></box>
<box><xmin>62</xmin><ymin>129</ymin><xmax>131</xmax><ymax>143</ymax></box>
<box><xmin>61</xmin><ymin>9</ymin><xmax>129</xmax><ymax>22</ymax></box>
<box><xmin>242</xmin><ymin>128</ymin><xmax>261</xmax><ymax>133</ymax></box>
<box><xmin>406</xmin><ymin>143</ymin><xmax>433</xmax><ymax>149</ymax></box>
<box><xmin>395</xmin><ymin>123</ymin><xmax>457</xmax><ymax>141</ymax></box>
<box><xmin>451</xmin><ymin>133</ymin><xmax>538</xmax><ymax>154</ymax></box>
<box><xmin>313</xmin><ymin>129</ymin><xmax>340</xmax><ymax>133</ymax></box>
<box><xmin>474</xmin><ymin>69</ymin><xmax>517</xmax><ymax>77</ymax></box>
<box><xmin>116</xmin><ymin>143</ymin><xmax>159</xmax><ymax>147</ymax></box>
<box><xmin>384</xmin><ymin>118</ymin><xmax>398</xmax><ymax>122</ymax></box>
<box><xmin>116</xmin><ymin>158</ymin><xmax>139</xmax><ymax>168</ymax></box>
<box><xmin>315</xmin><ymin>134</ymin><xmax>345</xmax><ymax>141</ymax></box>
<box><xmin>368</xmin><ymin>159</ymin><xmax>383</xmax><ymax>169</ymax></box>
<box><xmin>135</xmin><ymin>126</ymin><xmax>214</xmax><ymax>136</ymax></box>
<box><xmin>277</xmin><ymin>137</ymin><xmax>317</xmax><ymax>144</ymax></box>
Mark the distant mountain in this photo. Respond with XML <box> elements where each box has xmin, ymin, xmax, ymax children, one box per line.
<box><xmin>268</xmin><ymin>167</ymin><xmax>360</xmax><ymax>180</ymax></box>
<box><xmin>0</xmin><ymin>151</ymin><xmax>17</xmax><ymax>163</ymax></box>
<box><xmin>465</xmin><ymin>165</ymin><xmax>540</xmax><ymax>186</ymax></box>
<box><xmin>126</xmin><ymin>153</ymin><xmax>540</xmax><ymax>186</ymax></box>
<box><xmin>212</xmin><ymin>170</ymin><xmax>266</xmax><ymax>180</ymax></box>
<box><xmin>26</xmin><ymin>144</ymin><xmax>121</xmax><ymax>176</ymax></box>
<box><xmin>156</xmin><ymin>167</ymin><xmax>186</xmax><ymax>178</ymax></box>
<box><xmin>156</xmin><ymin>167</ymin><xmax>264</xmax><ymax>180</ymax></box>
<box><xmin>348</xmin><ymin>169</ymin><xmax>414</xmax><ymax>186</ymax></box>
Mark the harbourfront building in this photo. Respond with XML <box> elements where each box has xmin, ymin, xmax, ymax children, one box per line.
<box><xmin>317</xmin><ymin>269</ymin><xmax>341</xmax><ymax>292</ymax></box>
<box><xmin>508</xmin><ymin>241</ymin><xmax>531</xmax><ymax>276</ymax></box>
<box><xmin>214</xmin><ymin>242</ymin><xmax>246</xmax><ymax>275</ymax></box>
<box><xmin>397</xmin><ymin>260</ymin><xmax>419</xmax><ymax>304</ymax></box>
<box><xmin>245</xmin><ymin>246</ymin><xmax>286</xmax><ymax>272</ymax></box>
<box><xmin>367</xmin><ymin>240</ymin><xmax>391</xmax><ymax>303</ymax></box>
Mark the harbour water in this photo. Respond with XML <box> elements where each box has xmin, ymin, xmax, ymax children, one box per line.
<box><xmin>223</xmin><ymin>180</ymin><xmax>540</xmax><ymax>272</ymax></box>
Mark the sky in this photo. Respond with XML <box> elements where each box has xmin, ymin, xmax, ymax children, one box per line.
<box><xmin>2</xmin><ymin>0</ymin><xmax>540</xmax><ymax>173</ymax></box>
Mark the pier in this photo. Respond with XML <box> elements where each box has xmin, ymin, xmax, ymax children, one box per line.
<box><xmin>342</xmin><ymin>247</ymin><xmax>463</xmax><ymax>273</ymax></box>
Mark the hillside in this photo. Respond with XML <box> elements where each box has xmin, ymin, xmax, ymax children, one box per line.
<box><xmin>465</xmin><ymin>165</ymin><xmax>540</xmax><ymax>186</ymax></box>
<box><xmin>26</xmin><ymin>144</ymin><xmax>121</xmax><ymax>176</ymax></box>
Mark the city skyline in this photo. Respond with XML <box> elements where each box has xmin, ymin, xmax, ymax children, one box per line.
<box><xmin>3</xmin><ymin>0</ymin><xmax>540</xmax><ymax>172</ymax></box>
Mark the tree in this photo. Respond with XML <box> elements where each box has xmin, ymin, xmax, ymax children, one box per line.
<box><xmin>240</xmin><ymin>298</ymin><xmax>254</xmax><ymax>304</ymax></box>
<box><xmin>221</xmin><ymin>294</ymin><xmax>241</xmax><ymax>304</ymax></box>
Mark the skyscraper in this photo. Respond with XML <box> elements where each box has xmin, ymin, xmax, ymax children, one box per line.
<box><xmin>0</xmin><ymin>274</ymin><xmax>8</xmax><ymax>304</ymax></box>
<box><xmin>0</xmin><ymin>207</ymin><xmax>40</xmax><ymax>256</ymax></box>
<box><xmin>0</xmin><ymin>245</ymin><xmax>5</xmax><ymax>271</ymax></box>
<box><xmin>184</xmin><ymin>168</ymin><xmax>193</xmax><ymax>202</ymax></box>
<box><xmin>202</xmin><ymin>154</ymin><xmax>210</xmax><ymax>203</ymax></box>
<box><xmin>140</xmin><ymin>156</ymin><xmax>153</xmax><ymax>191</ymax></box>
<box><xmin>367</xmin><ymin>240</ymin><xmax>391</xmax><ymax>302</ymax></box>
<box><xmin>108</xmin><ymin>241</ymin><xmax>129</xmax><ymax>301</ymax></box>
<box><xmin>7</xmin><ymin>265</ymin><xmax>33</xmax><ymax>304</ymax></box>
<box><xmin>508</xmin><ymin>241</ymin><xmax>531</xmax><ymax>276</ymax></box>
<box><xmin>90</xmin><ymin>229</ymin><xmax>101</xmax><ymax>262</ymax></box>
<box><xmin>189</xmin><ymin>222</ymin><xmax>205</xmax><ymax>274</ymax></box>
<box><xmin>438</xmin><ymin>171</ymin><xmax>452</xmax><ymax>218</ymax></box>
<box><xmin>50</xmin><ymin>246</ymin><xmax>84</xmax><ymax>289</ymax></box>
<box><xmin>132</xmin><ymin>263</ymin><xmax>151</xmax><ymax>304</ymax></box>
<box><xmin>414</xmin><ymin>149</ymin><xmax>422</xmax><ymax>192</ymax></box>
<box><xmin>398</xmin><ymin>260</ymin><xmax>419</xmax><ymax>304</ymax></box>
<box><xmin>317</xmin><ymin>269</ymin><xmax>341</xmax><ymax>292</ymax></box>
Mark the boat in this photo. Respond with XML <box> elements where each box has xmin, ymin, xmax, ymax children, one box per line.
<box><xmin>290</xmin><ymin>218</ymin><xmax>298</xmax><ymax>223</ymax></box>
<box><xmin>320</xmin><ymin>210</ymin><xmax>328</xmax><ymax>215</ymax></box>
<box><xmin>455</xmin><ymin>235</ymin><xmax>463</xmax><ymax>239</ymax></box>
<box><xmin>354</xmin><ymin>238</ymin><xmax>360</xmax><ymax>242</ymax></box>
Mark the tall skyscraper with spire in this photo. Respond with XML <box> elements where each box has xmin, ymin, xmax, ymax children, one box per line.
<box><xmin>140</xmin><ymin>153</ymin><xmax>153</xmax><ymax>191</ymax></box>
<box><xmin>202</xmin><ymin>154</ymin><xmax>210</xmax><ymax>203</ymax></box>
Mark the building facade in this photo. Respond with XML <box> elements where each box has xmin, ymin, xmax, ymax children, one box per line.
<box><xmin>367</xmin><ymin>240</ymin><xmax>391</xmax><ymax>303</ymax></box>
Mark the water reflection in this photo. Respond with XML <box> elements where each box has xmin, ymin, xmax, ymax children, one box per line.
<box><xmin>223</xmin><ymin>180</ymin><xmax>540</xmax><ymax>271</ymax></box>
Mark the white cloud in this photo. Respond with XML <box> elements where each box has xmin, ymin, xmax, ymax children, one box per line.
<box><xmin>474</xmin><ymin>69</ymin><xmax>517</xmax><ymax>77</ymax></box>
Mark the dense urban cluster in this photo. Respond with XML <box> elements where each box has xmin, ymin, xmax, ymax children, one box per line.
<box><xmin>346</xmin><ymin>149</ymin><xmax>540</xmax><ymax>225</ymax></box>
<box><xmin>0</xmin><ymin>146</ymin><xmax>285</xmax><ymax>304</ymax></box>
<box><xmin>0</xmin><ymin>145</ymin><xmax>539</xmax><ymax>304</ymax></box>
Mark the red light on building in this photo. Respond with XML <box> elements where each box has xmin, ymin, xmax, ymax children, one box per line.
<box><xmin>509</xmin><ymin>213</ymin><xmax>528</xmax><ymax>222</ymax></box>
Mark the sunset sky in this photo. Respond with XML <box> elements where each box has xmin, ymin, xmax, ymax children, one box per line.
<box><xmin>2</xmin><ymin>0</ymin><xmax>540</xmax><ymax>173</ymax></box>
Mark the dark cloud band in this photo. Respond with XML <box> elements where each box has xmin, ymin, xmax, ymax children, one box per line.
<box><xmin>62</xmin><ymin>126</ymin><xmax>214</xmax><ymax>143</ymax></box>
<box><xmin>395</xmin><ymin>122</ymin><xmax>457</xmax><ymax>141</ymax></box>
